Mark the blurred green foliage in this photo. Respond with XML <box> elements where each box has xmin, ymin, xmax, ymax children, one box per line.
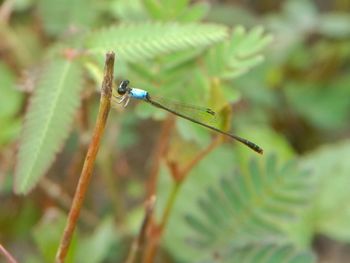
<box><xmin>0</xmin><ymin>63</ymin><xmax>22</xmax><ymax>146</ymax></box>
<box><xmin>1</xmin><ymin>0</ymin><xmax>350</xmax><ymax>262</ymax></box>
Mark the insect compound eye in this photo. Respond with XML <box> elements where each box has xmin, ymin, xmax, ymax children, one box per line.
<box><xmin>118</xmin><ymin>80</ymin><xmax>130</xmax><ymax>95</ymax></box>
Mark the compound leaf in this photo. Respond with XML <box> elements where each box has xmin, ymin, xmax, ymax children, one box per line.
<box><xmin>85</xmin><ymin>22</ymin><xmax>228</xmax><ymax>62</ymax></box>
<box><xmin>15</xmin><ymin>59</ymin><xmax>83</xmax><ymax>194</ymax></box>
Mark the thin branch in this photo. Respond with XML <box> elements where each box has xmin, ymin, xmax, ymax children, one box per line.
<box><xmin>55</xmin><ymin>52</ymin><xmax>115</xmax><ymax>263</ymax></box>
<box><xmin>179</xmin><ymin>136</ymin><xmax>222</xmax><ymax>181</ymax></box>
<box><xmin>0</xmin><ymin>0</ymin><xmax>15</xmax><ymax>23</ymax></box>
<box><xmin>147</xmin><ymin>114</ymin><xmax>175</xmax><ymax>198</ymax></box>
<box><xmin>0</xmin><ymin>244</ymin><xmax>17</xmax><ymax>263</ymax></box>
<box><xmin>159</xmin><ymin>183</ymin><xmax>180</xmax><ymax>231</ymax></box>
<box><xmin>125</xmin><ymin>195</ymin><xmax>156</xmax><ymax>263</ymax></box>
<box><xmin>143</xmin><ymin>183</ymin><xmax>181</xmax><ymax>263</ymax></box>
<box><xmin>143</xmin><ymin>136</ymin><xmax>223</xmax><ymax>262</ymax></box>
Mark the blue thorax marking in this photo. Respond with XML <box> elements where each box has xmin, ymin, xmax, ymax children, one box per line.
<box><xmin>130</xmin><ymin>88</ymin><xmax>148</xmax><ymax>100</ymax></box>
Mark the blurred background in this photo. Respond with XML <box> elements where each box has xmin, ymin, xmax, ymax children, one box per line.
<box><xmin>0</xmin><ymin>0</ymin><xmax>350</xmax><ymax>262</ymax></box>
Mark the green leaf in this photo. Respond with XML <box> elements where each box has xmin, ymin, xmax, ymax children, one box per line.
<box><xmin>76</xmin><ymin>217</ymin><xmax>122</xmax><ymax>263</ymax></box>
<box><xmin>85</xmin><ymin>22</ymin><xmax>228</xmax><ymax>61</ymax></box>
<box><xmin>206</xmin><ymin>4</ymin><xmax>257</xmax><ymax>27</ymax></box>
<box><xmin>0</xmin><ymin>118</ymin><xmax>21</xmax><ymax>147</ymax></box>
<box><xmin>0</xmin><ymin>63</ymin><xmax>23</xmax><ymax>118</ymax></box>
<box><xmin>318</xmin><ymin>13</ymin><xmax>350</xmax><ymax>38</ymax></box>
<box><xmin>142</xmin><ymin>0</ymin><xmax>207</xmax><ymax>22</ymax></box>
<box><xmin>225</xmin><ymin>243</ymin><xmax>315</xmax><ymax>263</ymax></box>
<box><xmin>143</xmin><ymin>0</ymin><xmax>195</xmax><ymax>21</ymax></box>
<box><xmin>283</xmin><ymin>0</ymin><xmax>318</xmax><ymax>27</ymax></box>
<box><xmin>143</xmin><ymin>0</ymin><xmax>164</xmax><ymax>20</ymax></box>
<box><xmin>109</xmin><ymin>0</ymin><xmax>149</xmax><ymax>22</ymax></box>
<box><xmin>163</xmin><ymin>0</ymin><xmax>188</xmax><ymax>13</ymax></box>
<box><xmin>205</xmin><ymin>26</ymin><xmax>273</xmax><ymax>80</ymax></box>
<box><xmin>32</xmin><ymin>209</ymin><xmax>77</xmax><ymax>263</ymax></box>
<box><xmin>284</xmin><ymin>76</ymin><xmax>350</xmax><ymax>130</ymax></box>
<box><xmin>300</xmin><ymin>140</ymin><xmax>350</xmax><ymax>241</ymax></box>
<box><xmin>15</xmin><ymin>59</ymin><xmax>83</xmax><ymax>194</ymax></box>
<box><xmin>38</xmin><ymin>0</ymin><xmax>97</xmax><ymax>36</ymax></box>
<box><xmin>0</xmin><ymin>62</ymin><xmax>23</xmax><ymax>146</ymax></box>
<box><xmin>185</xmin><ymin>155</ymin><xmax>314</xmax><ymax>261</ymax></box>
<box><xmin>178</xmin><ymin>3</ymin><xmax>210</xmax><ymax>22</ymax></box>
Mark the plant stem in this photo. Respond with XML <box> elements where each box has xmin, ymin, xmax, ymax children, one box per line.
<box><xmin>0</xmin><ymin>244</ymin><xmax>17</xmax><ymax>263</ymax></box>
<box><xmin>0</xmin><ymin>0</ymin><xmax>15</xmax><ymax>23</ymax></box>
<box><xmin>147</xmin><ymin>114</ymin><xmax>175</xmax><ymax>198</ymax></box>
<box><xmin>143</xmin><ymin>183</ymin><xmax>180</xmax><ymax>263</ymax></box>
<box><xmin>143</xmin><ymin>136</ymin><xmax>222</xmax><ymax>262</ymax></box>
<box><xmin>179</xmin><ymin>136</ymin><xmax>222</xmax><ymax>181</ymax></box>
<box><xmin>159</xmin><ymin>182</ymin><xmax>181</xmax><ymax>230</ymax></box>
<box><xmin>55</xmin><ymin>52</ymin><xmax>115</xmax><ymax>263</ymax></box>
<box><xmin>125</xmin><ymin>195</ymin><xmax>156</xmax><ymax>263</ymax></box>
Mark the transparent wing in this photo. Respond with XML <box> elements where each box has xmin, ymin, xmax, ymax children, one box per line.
<box><xmin>149</xmin><ymin>95</ymin><xmax>217</xmax><ymax>124</ymax></box>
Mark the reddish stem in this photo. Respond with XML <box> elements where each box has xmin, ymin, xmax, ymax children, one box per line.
<box><xmin>147</xmin><ymin>115</ymin><xmax>175</xmax><ymax>197</ymax></box>
<box><xmin>0</xmin><ymin>244</ymin><xmax>17</xmax><ymax>263</ymax></box>
<box><xmin>144</xmin><ymin>136</ymin><xmax>223</xmax><ymax>262</ymax></box>
<box><xmin>55</xmin><ymin>52</ymin><xmax>115</xmax><ymax>262</ymax></box>
<box><xmin>125</xmin><ymin>196</ymin><xmax>156</xmax><ymax>263</ymax></box>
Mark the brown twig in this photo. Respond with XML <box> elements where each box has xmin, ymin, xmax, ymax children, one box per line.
<box><xmin>0</xmin><ymin>244</ymin><xmax>17</xmax><ymax>263</ymax></box>
<box><xmin>143</xmin><ymin>136</ymin><xmax>223</xmax><ymax>262</ymax></box>
<box><xmin>178</xmin><ymin>136</ymin><xmax>222</xmax><ymax>181</ymax></box>
<box><xmin>0</xmin><ymin>0</ymin><xmax>14</xmax><ymax>23</ymax></box>
<box><xmin>125</xmin><ymin>195</ymin><xmax>156</xmax><ymax>263</ymax></box>
<box><xmin>147</xmin><ymin>115</ymin><xmax>175</xmax><ymax>198</ymax></box>
<box><xmin>55</xmin><ymin>52</ymin><xmax>115</xmax><ymax>263</ymax></box>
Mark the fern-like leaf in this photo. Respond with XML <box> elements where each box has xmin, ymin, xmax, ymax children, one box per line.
<box><xmin>38</xmin><ymin>0</ymin><xmax>97</xmax><ymax>36</ymax></box>
<box><xmin>84</xmin><ymin>22</ymin><xmax>228</xmax><ymax>61</ymax></box>
<box><xmin>205</xmin><ymin>25</ymin><xmax>273</xmax><ymax>79</ymax></box>
<box><xmin>185</xmin><ymin>155</ymin><xmax>313</xmax><ymax>261</ymax></box>
<box><xmin>224</xmin><ymin>243</ymin><xmax>315</xmax><ymax>263</ymax></box>
<box><xmin>15</xmin><ymin>59</ymin><xmax>83</xmax><ymax>194</ymax></box>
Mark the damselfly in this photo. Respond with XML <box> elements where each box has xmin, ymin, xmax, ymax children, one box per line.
<box><xmin>113</xmin><ymin>80</ymin><xmax>263</xmax><ymax>154</ymax></box>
